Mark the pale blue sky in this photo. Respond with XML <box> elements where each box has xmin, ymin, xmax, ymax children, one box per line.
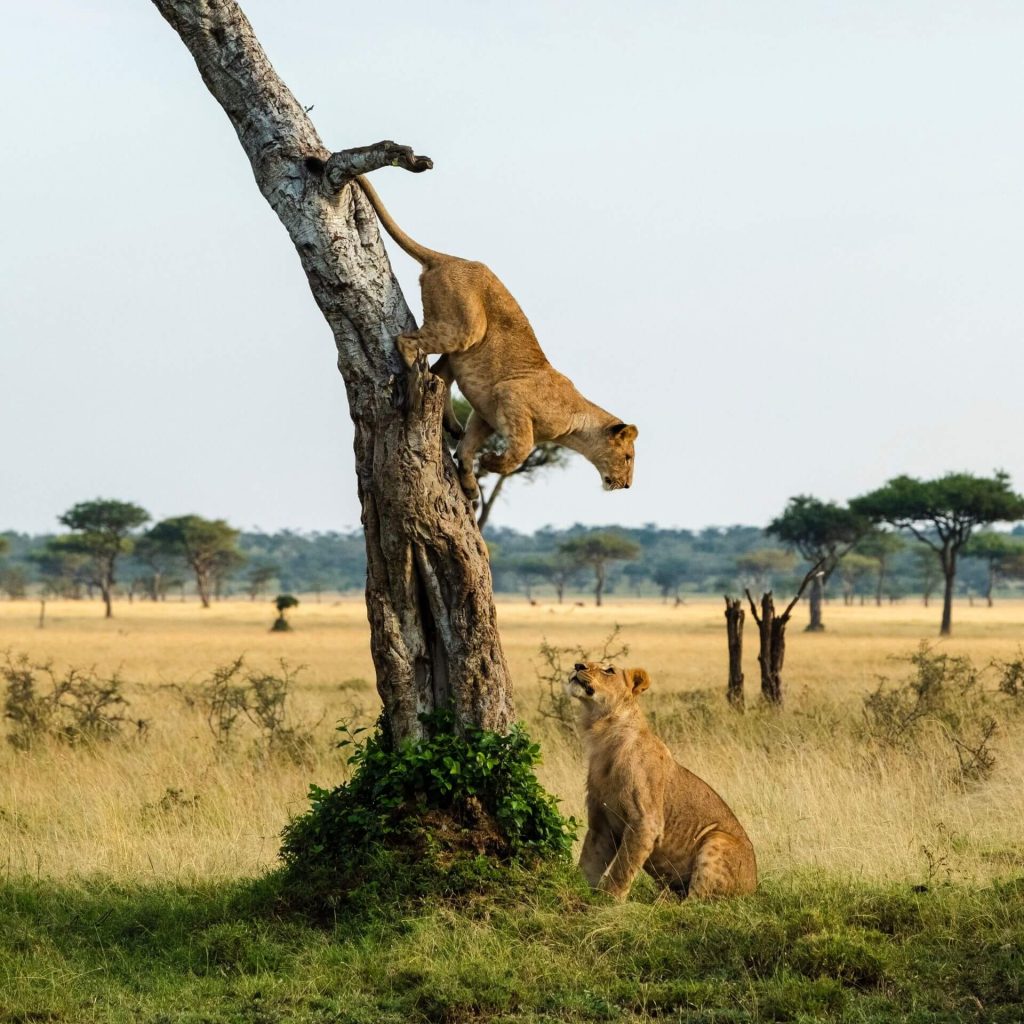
<box><xmin>2</xmin><ymin>1</ymin><xmax>1022</xmax><ymax>534</ymax></box>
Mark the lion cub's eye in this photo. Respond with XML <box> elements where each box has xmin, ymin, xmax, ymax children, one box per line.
<box><xmin>625</xmin><ymin>454</ymin><xmax>632</xmax><ymax>462</ymax></box>
<box><xmin>603</xmin><ymin>666</ymin><xmax>615</xmax><ymax>675</ymax></box>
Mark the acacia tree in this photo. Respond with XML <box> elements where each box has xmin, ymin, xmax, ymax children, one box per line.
<box><xmin>652</xmin><ymin>556</ymin><xmax>688</xmax><ymax>604</ymax></box>
<box><xmin>548</xmin><ymin>551</ymin><xmax>581</xmax><ymax>604</ymax></box>
<box><xmin>146</xmin><ymin>516</ymin><xmax>242</xmax><ymax>608</ymax></box>
<box><xmin>151</xmin><ymin>0</ymin><xmax>512</xmax><ymax>742</ymax></box>
<box><xmin>560</xmin><ymin>533</ymin><xmax>640</xmax><ymax>606</ymax></box>
<box><xmin>246</xmin><ymin>564</ymin><xmax>279</xmax><ymax>601</ymax></box>
<box><xmin>965</xmin><ymin>532</ymin><xmax>1024</xmax><ymax>607</ymax></box>
<box><xmin>854</xmin><ymin>530</ymin><xmax>904</xmax><ymax>607</ymax></box>
<box><xmin>911</xmin><ymin>547</ymin><xmax>940</xmax><ymax>607</ymax></box>
<box><xmin>836</xmin><ymin>552</ymin><xmax>876</xmax><ymax>605</ymax></box>
<box><xmin>57</xmin><ymin>500</ymin><xmax>150</xmax><ymax>618</ymax></box>
<box><xmin>507</xmin><ymin>555</ymin><xmax>552</xmax><ymax>602</ymax></box>
<box><xmin>851</xmin><ymin>472</ymin><xmax>1024</xmax><ymax>635</ymax></box>
<box><xmin>767</xmin><ymin>496</ymin><xmax>868</xmax><ymax>632</ymax></box>
<box><xmin>133</xmin><ymin>532</ymin><xmax>185</xmax><ymax>601</ymax></box>
<box><xmin>30</xmin><ymin>538</ymin><xmax>91</xmax><ymax>599</ymax></box>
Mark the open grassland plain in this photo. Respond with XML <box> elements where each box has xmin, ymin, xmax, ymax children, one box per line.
<box><xmin>1</xmin><ymin>597</ymin><xmax>1023</xmax><ymax>1022</ymax></box>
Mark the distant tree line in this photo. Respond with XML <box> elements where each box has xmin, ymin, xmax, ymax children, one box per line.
<box><xmin>2</xmin><ymin>472</ymin><xmax>1022</xmax><ymax>632</ymax></box>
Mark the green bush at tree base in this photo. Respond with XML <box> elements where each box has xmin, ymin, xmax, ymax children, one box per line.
<box><xmin>279</xmin><ymin>710</ymin><xmax>577</xmax><ymax>910</ymax></box>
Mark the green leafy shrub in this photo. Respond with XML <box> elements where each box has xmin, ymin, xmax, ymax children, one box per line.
<box><xmin>280</xmin><ymin>710</ymin><xmax>576</xmax><ymax>904</ymax></box>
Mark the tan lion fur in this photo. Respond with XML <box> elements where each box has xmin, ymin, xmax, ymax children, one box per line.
<box><xmin>567</xmin><ymin>661</ymin><xmax>757</xmax><ymax>900</ymax></box>
<box><xmin>355</xmin><ymin>176</ymin><xmax>638</xmax><ymax>500</ymax></box>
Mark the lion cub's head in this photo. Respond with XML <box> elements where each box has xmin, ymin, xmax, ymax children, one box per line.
<box><xmin>565</xmin><ymin>661</ymin><xmax>651</xmax><ymax>716</ymax></box>
<box><xmin>595</xmin><ymin>423</ymin><xmax>638</xmax><ymax>491</ymax></box>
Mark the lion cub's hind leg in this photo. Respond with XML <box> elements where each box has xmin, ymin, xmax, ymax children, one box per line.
<box><xmin>688</xmin><ymin>831</ymin><xmax>756</xmax><ymax>899</ymax></box>
<box><xmin>397</xmin><ymin>264</ymin><xmax>486</xmax><ymax>368</ymax></box>
<box><xmin>455</xmin><ymin>411</ymin><xmax>495</xmax><ymax>503</ymax></box>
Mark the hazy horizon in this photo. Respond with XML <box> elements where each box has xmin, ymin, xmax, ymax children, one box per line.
<box><xmin>3</xmin><ymin>2</ymin><xmax>1023</xmax><ymax>535</ymax></box>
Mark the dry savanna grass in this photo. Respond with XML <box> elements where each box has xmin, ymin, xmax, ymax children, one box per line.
<box><xmin>1</xmin><ymin>596</ymin><xmax>1023</xmax><ymax>886</ymax></box>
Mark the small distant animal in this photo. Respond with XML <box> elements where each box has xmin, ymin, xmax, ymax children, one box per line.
<box><xmin>566</xmin><ymin>661</ymin><xmax>757</xmax><ymax>900</ymax></box>
<box><xmin>355</xmin><ymin>177</ymin><xmax>638</xmax><ymax>502</ymax></box>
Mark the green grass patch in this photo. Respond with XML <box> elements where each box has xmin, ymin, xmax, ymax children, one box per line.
<box><xmin>1</xmin><ymin>870</ymin><xmax>1022</xmax><ymax>1022</ymax></box>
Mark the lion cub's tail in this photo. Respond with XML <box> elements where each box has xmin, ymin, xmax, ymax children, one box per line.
<box><xmin>355</xmin><ymin>176</ymin><xmax>447</xmax><ymax>268</ymax></box>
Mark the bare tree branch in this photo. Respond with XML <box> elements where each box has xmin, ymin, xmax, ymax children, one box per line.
<box><xmin>744</xmin><ymin>588</ymin><xmax>763</xmax><ymax>626</ymax></box>
<box><xmin>781</xmin><ymin>558</ymin><xmax>828</xmax><ymax>621</ymax></box>
<box><xmin>322</xmin><ymin>141</ymin><xmax>433</xmax><ymax>192</ymax></box>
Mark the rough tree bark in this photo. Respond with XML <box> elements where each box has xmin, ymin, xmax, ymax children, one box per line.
<box><xmin>152</xmin><ymin>0</ymin><xmax>513</xmax><ymax>741</ymax></box>
<box><xmin>745</xmin><ymin>562</ymin><xmax>823</xmax><ymax>706</ymax></box>
<box><xmin>723</xmin><ymin>596</ymin><xmax>745</xmax><ymax>710</ymax></box>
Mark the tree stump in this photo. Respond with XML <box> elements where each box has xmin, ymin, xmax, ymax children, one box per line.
<box><xmin>723</xmin><ymin>596</ymin><xmax>745</xmax><ymax>710</ymax></box>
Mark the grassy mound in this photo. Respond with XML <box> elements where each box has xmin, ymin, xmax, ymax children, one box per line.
<box><xmin>278</xmin><ymin>712</ymin><xmax>576</xmax><ymax>911</ymax></box>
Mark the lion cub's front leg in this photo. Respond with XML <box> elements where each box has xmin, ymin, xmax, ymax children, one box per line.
<box><xmin>578</xmin><ymin>819</ymin><xmax>617</xmax><ymax>888</ymax></box>
<box><xmin>430</xmin><ymin>355</ymin><xmax>464</xmax><ymax>440</ymax></box>
<box><xmin>598</xmin><ymin>821</ymin><xmax>658</xmax><ymax>901</ymax></box>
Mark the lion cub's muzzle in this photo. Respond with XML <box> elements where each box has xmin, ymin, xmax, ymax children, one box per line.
<box><xmin>568</xmin><ymin>664</ymin><xmax>595</xmax><ymax>697</ymax></box>
<box><xmin>603</xmin><ymin>475</ymin><xmax>631</xmax><ymax>491</ymax></box>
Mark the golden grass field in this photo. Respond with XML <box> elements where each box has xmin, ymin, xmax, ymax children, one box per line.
<box><xmin>1</xmin><ymin>596</ymin><xmax>1022</xmax><ymax>886</ymax></box>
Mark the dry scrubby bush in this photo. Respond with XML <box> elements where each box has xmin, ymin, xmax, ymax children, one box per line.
<box><xmin>2</xmin><ymin>651</ymin><xmax>146</xmax><ymax>750</ymax></box>
<box><xmin>1</xmin><ymin>650</ymin><xmax>318</xmax><ymax>767</ymax></box>
<box><xmin>181</xmin><ymin>656</ymin><xmax>319</xmax><ymax>766</ymax></box>
<box><xmin>860</xmin><ymin>643</ymin><xmax>1021</xmax><ymax>785</ymax></box>
<box><xmin>534</xmin><ymin>624</ymin><xmax>629</xmax><ymax>744</ymax></box>
<box><xmin>994</xmin><ymin>649</ymin><xmax>1024</xmax><ymax>698</ymax></box>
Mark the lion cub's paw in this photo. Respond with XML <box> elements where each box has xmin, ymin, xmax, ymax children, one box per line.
<box><xmin>477</xmin><ymin>452</ymin><xmax>506</xmax><ymax>476</ymax></box>
<box><xmin>598</xmin><ymin>878</ymin><xmax>628</xmax><ymax>902</ymax></box>
<box><xmin>458</xmin><ymin>470</ymin><xmax>481</xmax><ymax>505</ymax></box>
<box><xmin>395</xmin><ymin>334</ymin><xmax>419</xmax><ymax>370</ymax></box>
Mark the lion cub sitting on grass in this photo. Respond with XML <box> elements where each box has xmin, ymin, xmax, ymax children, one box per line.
<box><xmin>567</xmin><ymin>662</ymin><xmax>757</xmax><ymax>900</ymax></box>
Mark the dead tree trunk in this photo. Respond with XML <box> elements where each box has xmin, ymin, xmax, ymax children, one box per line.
<box><xmin>152</xmin><ymin>0</ymin><xmax>513</xmax><ymax>742</ymax></box>
<box><xmin>723</xmin><ymin>596</ymin><xmax>745</xmax><ymax>710</ymax></box>
<box><xmin>745</xmin><ymin>562</ymin><xmax>823</xmax><ymax>706</ymax></box>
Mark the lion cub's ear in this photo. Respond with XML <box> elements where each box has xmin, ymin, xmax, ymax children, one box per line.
<box><xmin>609</xmin><ymin>423</ymin><xmax>638</xmax><ymax>442</ymax></box>
<box><xmin>626</xmin><ymin>668</ymin><xmax>651</xmax><ymax>695</ymax></box>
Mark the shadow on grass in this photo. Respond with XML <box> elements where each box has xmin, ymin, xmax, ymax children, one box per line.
<box><xmin>2</xmin><ymin>869</ymin><xmax>1023</xmax><ymax>1023</ymax></box>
